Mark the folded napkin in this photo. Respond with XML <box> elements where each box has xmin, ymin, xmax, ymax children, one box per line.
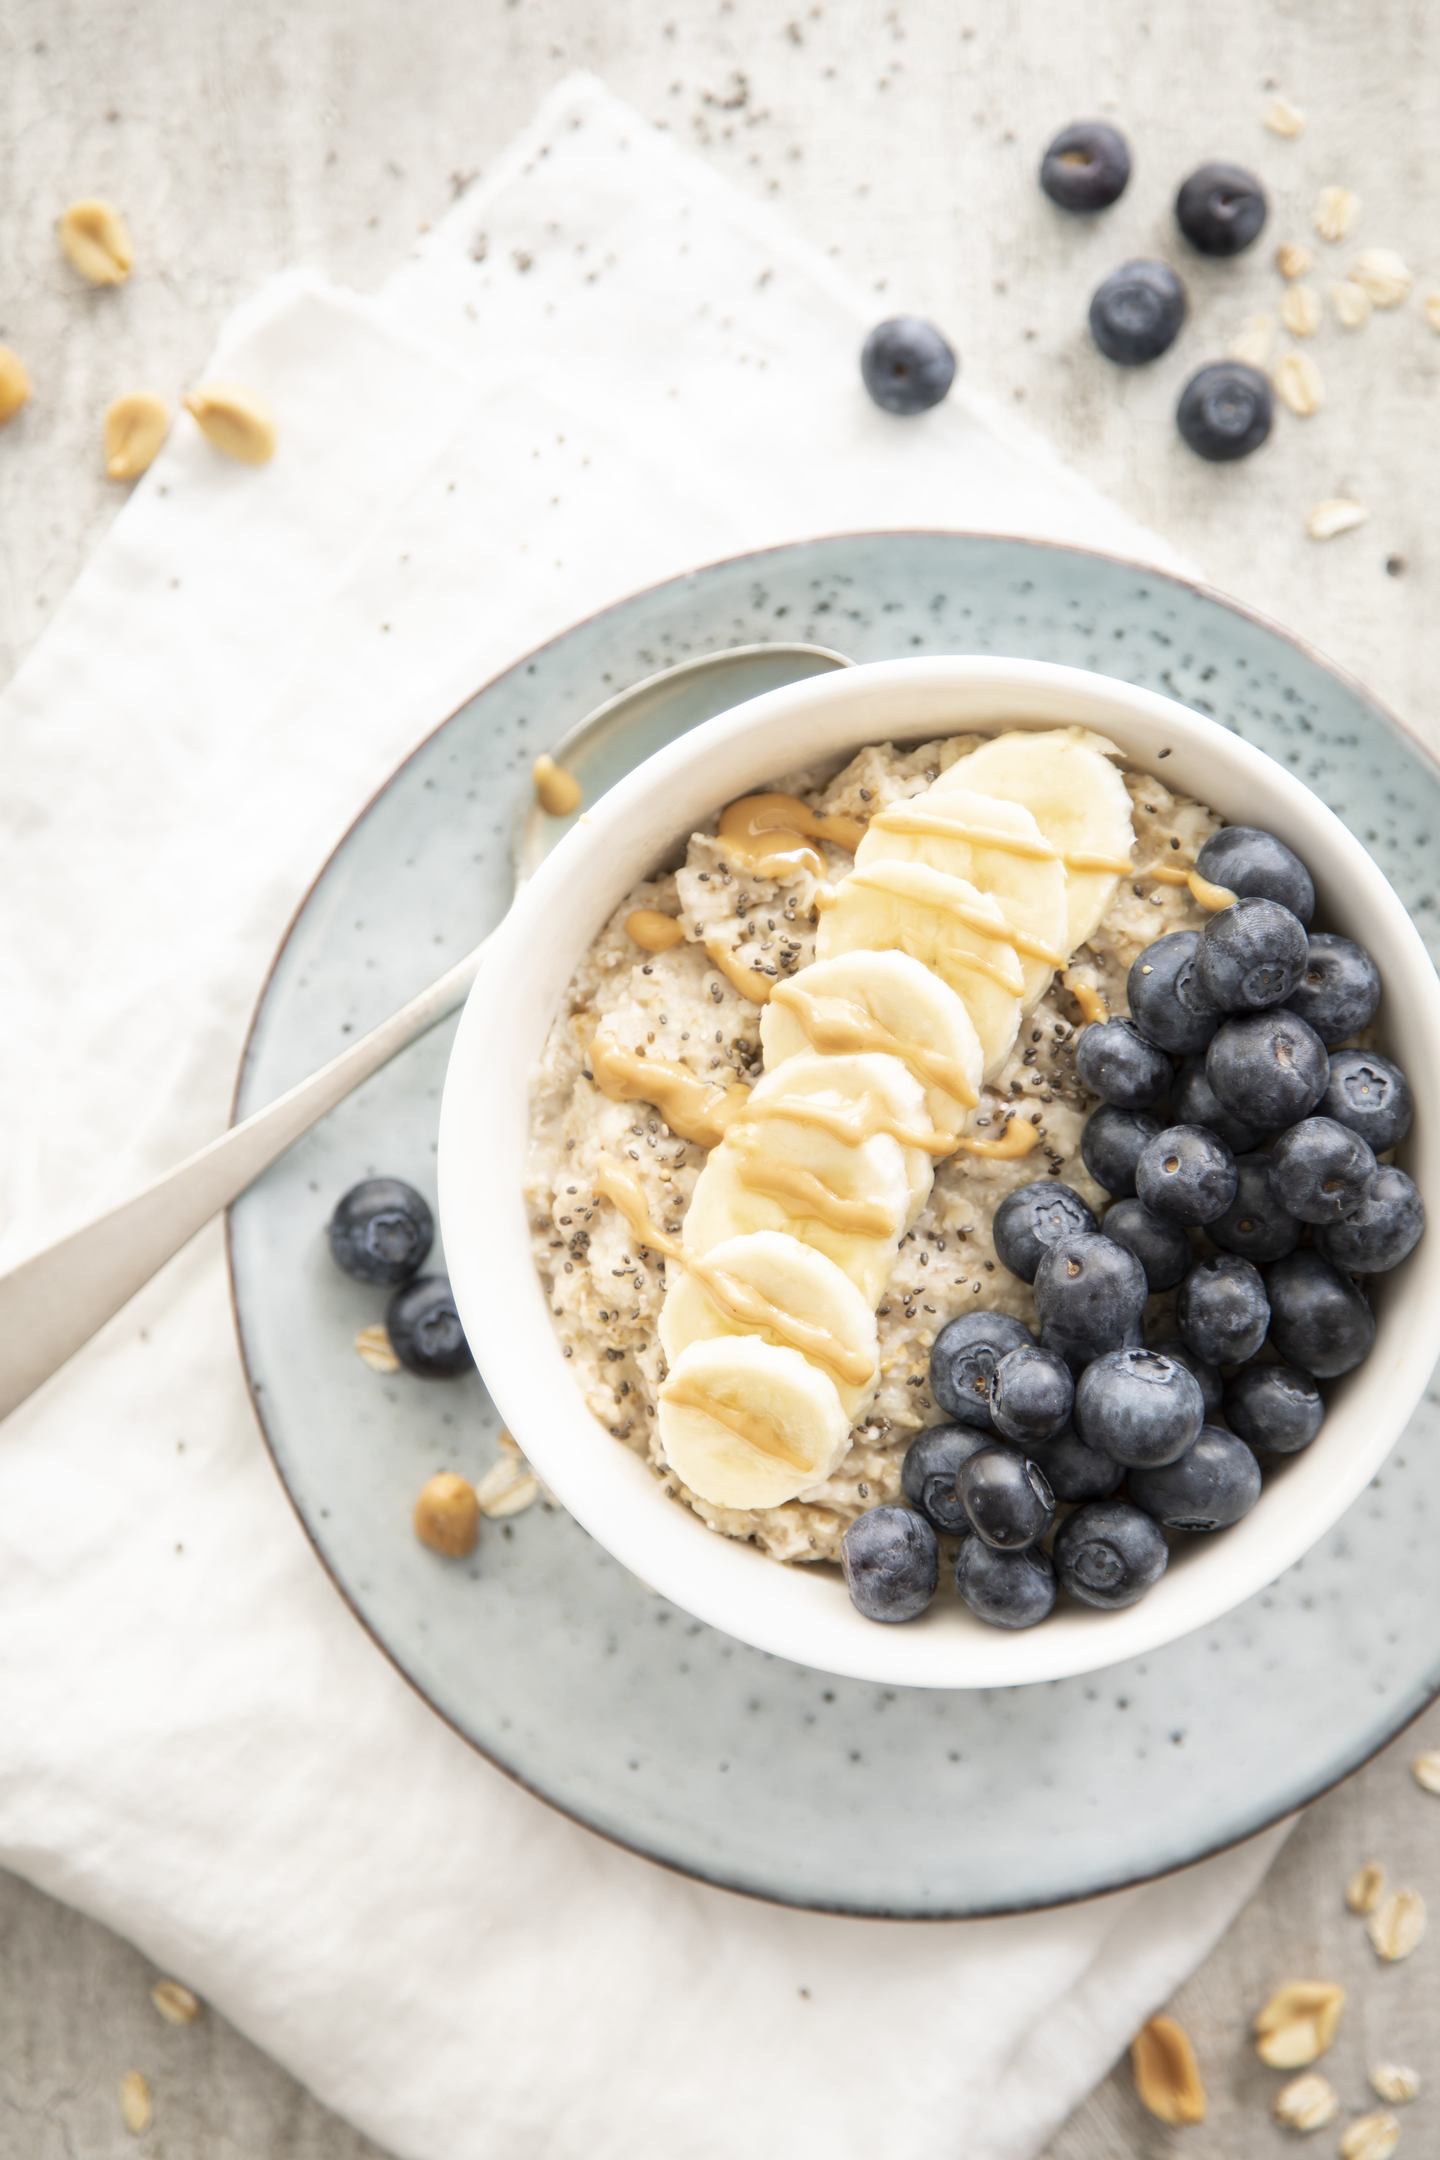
<box><xmin>0</xmin><ymin>76</ymin><xmax>1282</xmax><ymax>2160</ymax></box>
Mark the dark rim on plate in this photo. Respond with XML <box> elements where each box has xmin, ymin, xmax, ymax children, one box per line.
<box><xmin>225</xmin><ymin>529</ymin><xmax>1440</xmax><ymax>1920</ymax></box>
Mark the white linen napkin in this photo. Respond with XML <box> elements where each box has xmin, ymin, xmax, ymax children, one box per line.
<box><xmin>0</xmin><ymin>75</ymin><xmax>1282</xmax><ymax>2160</ymax></box>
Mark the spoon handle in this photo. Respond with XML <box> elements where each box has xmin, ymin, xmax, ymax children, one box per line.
<box><xmin>0</xmin><ymin>943</ymin><xmax>487</xmax><ymax>1424</ymax></box>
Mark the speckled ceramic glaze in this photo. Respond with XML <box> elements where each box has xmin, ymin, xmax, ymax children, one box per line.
<box><xmin>229</xmin><ymin>533</ymin><xmax>1440</xmax><ymax>1918</ymax></box>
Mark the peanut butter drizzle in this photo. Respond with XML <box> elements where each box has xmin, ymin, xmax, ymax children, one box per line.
<box><xmin>1063</xmin><ymin>849</ymin><xmax>1136</xmax><ymax>875</ymax></box>
<box><xmin>532</xmin><ymin>754</ymin><xmax>582</xmax><ymax>817</ymax></box>
<box><xmin>660</xmin><ymin>1373</ymin><xmax>811</xmax><ymax>1471</ymax></box>
<box><xmin>769</xmin><ymin>979</ymin><xmax>980</xmax><ymax>1110</ymax></box>
<box><xmin>954</xmin><ymin>1118</ymin><xmax>1042</xmax><ymax>1162</ymax></box>
<box><xmin>1064</xmin><ymin>971</ymin><xmax>1109</xmax><ymax>1025</ymax></box>
<box><xmin>1145</xmin><ymin>861</ymin><xmax>1238</xmax><ymax>911</ymax></box>
<box><xmin>702</xmin><ymin>933</ymin><xmax>775</xmax><ymax>1004</ymax></box>
<box><xmin>589</xmin><ymin>1032</ymin><xmax>750</xmax><ymax>1150</ymax></box>
<box><xmin>870</xmin><ymin>803</ymin><xmax>1132</xmax><ymax>877</ymax></box>
<box><xmin>743</xmin><ymin>1091</ymin><xmax>958</xmax><ymax>1157</ymax></box>
<box><xmin>625</xmin><ymin>908</ymin><xmax>685</xmax><ymax>954</ymax></box>
<box><xmin>716</xmin><ymin>791</ymin><xmax>867</xmax><ymax>881</ymax></box>
<box><xmin>594</xmin><ymin>1160</ymin><xmax>871</xmax><ymax>1389</ymax></box>
<box><xmin>844</xmin><ymin>867</ymin><xmax>1030</xmax><ymax>988</ymax></box>
<box><xmin>727</xmin><ymin>1131</ymin><xmax>900</xmax><ymax>1239</ymax></box>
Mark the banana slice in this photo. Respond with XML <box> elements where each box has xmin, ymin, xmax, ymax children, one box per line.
<box><xmin>760</xmin><ymin>949</ymin><xmax>983</xmax><ymax>1134</ymax></box>
<box><xmin>659</xmin><ymin>1230</ymin><xmax>880</xmax><ymax>1419</ymax></box>
<box><xmin>742</xmin><ymin>1050</ymin><xmax>936</xmax><ymax>1223</ymax></box>
<box><xmin>933</xmin><ymin>728</ymin><xmax>1134</xmax><ymax>953</ymax></box>
<box><xmin>682</xmin><ymin>1109</ymin><xmax>911</xmax><ymax>1305</ymax></box>
<box><xmin>855</xmin><ymin>785</ymin><xmax>1068</xmax><ymax>1012</ymax></box>
<box><xmin>816</xmin><ymin>859</ymin><xmax>1023</xmax><ymax>1078</ymax></box>
<box><xmin>659</xmin><ymin>1335</ymin><xmax>853</xmax><ymax>1510</ymax></box>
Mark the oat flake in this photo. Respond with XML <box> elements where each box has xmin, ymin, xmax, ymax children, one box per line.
<box><xmin>1276</xmin><ymin>349</ymin><xmax>1324</xmax><ymax>416</ymax></box>
<box><xmin>355</xmin><ymin>1323</ymin><xmax>400</xmax><ymax>1374</ymax></box>
<box><xmin>1370</xmin><ymin>2064</ymin><xmax>1419</xmax><ymax>2106</ymax></box>
<box><xmin>150</xmin><ymin>1978</ymin><xmax>202</xmax><ymax>2024</ymax></box>
<box><xmin>475</xmin><ymin>1453</ymin><xmax>540</xmax><ymax>1518</ymax></box>
<box><xmin>1273</xmin><ymin>2071</ymin><xmax>1339</xmax><ymax>2131</ymax></box>
<box><xmin>1315</xmin><ymin>186</ymin><xmax>1360</xmax><ymax>242</ymax></box>
<box><xmin>1282</xmin><ymin>285</ymin><xmax>1322</xmax><ymax>337</ymax></box>
<box><xmin>1229</xmin><ymin>313</ymin><xmax>1276</xmax><ymax>369</ymax></box>
<box><xmin>1276</xmin><ymin>241</ymin><xmax>1314</xmax><ymax>280</ymax></box>
<box><xmin>1351</xmin><ymin>249</ymin><xmax>1413</xmax><ymax>307</ymax></box>
<box><xmin>1306</xmin><ymin>499</ymin><xmax>1369</xmax><ymax>542</ymax></box>
<box><xmin>1410</xmin><ymin>1749</ymin><xmax>1440</xmax><ymax>1794</ymax></box>
<box><xmin>1340</xmin><ymin>2110</ymin><xmax>1401</xmax><ymax>2160</ymax></box>
<box><xmin>1264</xmin><ymin>95</ymin><xmax>1306</xmax><ymax>137</ymax></box>
<box><xmin>119</xmin><ymin>2070</ymin><xmax>152</xmax><ymax>2134</ymax></box>
<box><xmin>1425</xmin><ymin>294</ymin><xmax>1440</xmax><ymax>335</ymax></box>
<box><xmin>1347</xmin><ymin>1861</ymin><xmax>1386</xmax><ymax>1914</ymax></box>
<box><xmin>1332</xmin><ymin>280</ymin><xmax>1373</xmax><ymax>329</ymax></box>
<box><xmin>1368</xmin><ymin>1888</ymin><xmax>1425</xmax><ymax>1962</ymax></box>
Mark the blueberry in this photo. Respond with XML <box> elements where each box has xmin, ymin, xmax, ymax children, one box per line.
<box><xmin>957</xmin><ymin>1446</ymin><xmax>1055</xmax><ymax>1551</ymax></box>
<box><xmin>1147</xmin><ymin>1337</ymin><xmax>1223</xmax><ymax>1418</ymax></box>
<box><xmin>1196</xmin><ymin>897</ymin><xmax>1308</xmax><ymax>1012</ymax></box>
<box><xmin>1177</xmin><ymin>1254</ymin><xmax>1270</xmax><ymax>1366</ymax></box>
<box><xmin>1032</xmin><ymin>1425</ymin><xmax>1125</xmax><ymax>1503</ymax></box>
<box><xmin>1319</xmin><ymin>1049</ymin><xmax>1414</xmax><ymax>1154</ymax></box>
<box><xmin>1128</xmin><ymin>931</ymin><xmax>1221</xmax><ymax>1055</ymax></box>
<box><xmin>1285</xmin><ymin>932</ymin><xmax>1381</xmax><ymax>1046</ymax></box>
<box><xmin>1135</xmin><ymin>1124</ymin><xmax>1238</xmax><ymax>1226</ymax></box>
<box><xmin>1053</xmin><ymin>1500</ymin><xmax>1169</xmax><ymax>1610</ymax></box>
<box><xmin>841</xmin><ymin>1506</ymin><xmax>939</xmax><ymax>1623</ymax></box>
<box><xmin>955</xmin><ymin>1539</ymin><xmax>1057</xmax><ymax>1629</ymax></box>
<box><xmin>900</xmin><ymin>1423</ymin><xmax>991</xmax><ymax>1534</ymax></box>
<box><xmin>990</xmin><ymin>1344</ymin><xmax>1075</xmax><ymax>1446</ymax></box>
<box><xmin>1271</xmin><ymin>1116</ymin><xmax>1378</xmax><ymax>1225</ymax></box>
<box><xmin>1196</xmin><ymin>828</ymin><xmax>1315</xmax><ymax>923</ymax></box>
<box><xmin>1039</xmin><ymin>120</ymin><xmax>1131</xmax><ymax>212</ymax></box>
<box><xmin>1128</xmin><ymin>1425</ymin><xmax>1262</xmax><ymax>1532</ymax></box>
<box><xmin>1088</xmin><ymin>259</ymin><xmax>1187</xmax><ymax>365</ymax></box>
<box><xmin>1074</xmin><ymin>1016</ymin><xmax>1172</xmax><ymax>1109</ymax></box>
<box><xmin>327</xmin><ymin>1177</ymin><xmax>434</xmax><ymax>1286</ymax></box>
<box><xmin>929</xmin><ymin>1310</ymin><xmax>1035</xmax><ymax>1427</ymax></box>
<box><xmin>1173</xmin><ymin>1054</ymin><xmax>1263</xmax><ymax>1153</ymax></box>
<box><xmin>1225</xmin><ymin>1362</ymin><xmax>1324</xmax><ymax>1456</ymax></box>
<box><xmin>1207</xmin><ymin>1151</ymin><xmax>1301</xmax><ymax>1263</ymax></box>
<box><xmin>1175</xmin><ymin>161</ymin><xmax>1268</xmax><ymax>256</ymax></box>
<box><xmin>1102</xmin><ymin>1197</ymin><xmax>1191</xmax><ymax>1292</ymax></box>
<box><xmin>1176</xmin><ymin>361</ymin><xmax>1273</xmax><ymax>462</ymax></box>
<box><xmin>992</xmin><ymin>1179</ymin><xmax>1098</xmax><ymax>1283</ymax></box>
<box><xmin>1205</xmin><ymin>1010</ymin><xmax>1329</xmax><ymax>1132</ymax></box>
<box><xmin>1033</xmin><ymin>1232</ymin><xmax>1148</xmax><ymax>1369</ymax></box>
<box><xmin>860</xmin><ymin>317</ymin><xmax>957</xmax><ymax>415</ymax></box>
<box><xmin>385</xmin><ymin>1275</ymin><xmax>473</xmax><ymax>1377</ymax></box>
<box><xmin>1074</xmin><ymin>1347</ymin><xmax>1205</xmax><ymax>1468</ymax></box>
<box><xmin>1081</xmin><ymin>1104</ymin><xmax>1164</xmax><ymax>1198</ymax></box>
<box><xmin>1266</xmin><ymin>1250</ymin><xmax>1375</xmax><ymax>1378</ymax></box>
<box><xmin>1316</xmin><ymin>1165</ymin><xmax>1425</xmax><ymax>1274</ymax></box>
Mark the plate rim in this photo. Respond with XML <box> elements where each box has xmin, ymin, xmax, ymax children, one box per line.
<box><xmin>225</xmin><ymin>527</ymin><xmax>1440</xmax><ymax>1921</ymax></box>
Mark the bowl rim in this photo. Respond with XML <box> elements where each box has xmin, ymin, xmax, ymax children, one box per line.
<box><xmin>440</xmin><ymin>648</ymin><xmax>1440</xmax><ymax>1691</ymax></box>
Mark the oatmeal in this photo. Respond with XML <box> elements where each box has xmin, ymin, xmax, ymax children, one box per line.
<box><xmin>527</xmin><ymin>730</ymin><xmax>1220</xmax><ymax>1565</ymax></box>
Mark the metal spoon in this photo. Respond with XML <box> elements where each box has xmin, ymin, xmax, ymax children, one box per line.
<box><xmin>0</xmin><ymin>641</ymin><xmax>850</xmax><ymax>1421</ymax></box>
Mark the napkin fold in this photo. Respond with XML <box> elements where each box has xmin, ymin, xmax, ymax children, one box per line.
<box><xmin>0</xmin><ymin>75</ymin><xmax>1281</xmax><ymax>2160</ymax></box>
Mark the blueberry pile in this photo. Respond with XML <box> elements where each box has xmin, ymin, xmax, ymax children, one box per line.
<box><xmin>841</xmin><ymin>823</ymin><xmax>1425</xmax><ymax>1630</ymax></box>
<box><xmin>327</xmin><ymin>1176</ymin><xmax>473</xmax><ymax>1378</ymax></box>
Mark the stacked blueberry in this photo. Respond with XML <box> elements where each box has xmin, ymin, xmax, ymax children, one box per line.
<box><xmin>327</xmin><ymin>1177</ymin><xmax>473</xmax><ymax>1378</ymax></box>
<box><xmin>840</xmin><ymin>823</ymin><xmax>1424</xmax><ymax>1629</ymax></box>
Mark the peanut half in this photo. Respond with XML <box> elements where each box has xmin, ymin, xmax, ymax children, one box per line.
<box><xmin>59</xmin><ymin>197</ymin><xmax>134</xmax><ymax>284</ymax></box>
<box><xmin>183</xmin><ymin>383</ymin><xmax>277</xmax><ymax>465</ymax></box>
<box><xmin>1131</xmin><ymin>2014</ymin><xmax>1206</xmax><ymax>2125</ymax></box>
<box><xmin>104</xmin><ymin>391</ymin><xmax>169</xmax><ymax>481</ymax></box>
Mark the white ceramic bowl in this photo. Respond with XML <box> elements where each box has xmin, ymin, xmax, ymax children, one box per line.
<box><xmin>439</xmin><ymin>657</ymin><xmax>1440</xmax><ymax>1688</ymax></box>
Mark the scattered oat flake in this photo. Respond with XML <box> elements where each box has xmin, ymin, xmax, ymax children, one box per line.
<box><xmin>1131</xmin><ymin>2014</ymin><xmax>1206</xmax><ymax>2126</ymax></box>
<box><xmin>119</xmin><ymin>2070</ymin><xmax>152</xmax><ymax>2134</ymax></box>
<box><xmin>1230</xmin><ymin>313</ymin><xmax>1276</xmax><ymax>369</ymax></box>
<box><xmin>1264</xmin><ymin>95</ymin><xmax>1306</xmax><ymax>137</ymax></box>
<box><xmin>1306</xmin><ymin>499</ymin><xmax>1369</xmax><ymax>542</ymax></box>
<box><xmin>1254</xmin><ymin>1980</ymin><xmax>1345</xmax><ymax>2068</ymax></box>
<box><xmin>1332</xmin><ymin>280</ymin><xmax>1372</xmax><ymax>329</ymax></box>
<box><xmin>1282</xmin><ymin>285</ymin><xmax>1322</xmax><ymax>337</ymax></box>
<box><xmin>1315</xmin><ymin>186</ymin><xmax>1360</xmax><ymax>242</ymax></box>
<box><xmin>1411</xmin><ymin>1750</ymin><xmax>1440</xmax><ymax>1794</ymax></box>
<box><xmin>475</xmin><ymin>1454</ymin><xmax>540</xmax><ymax>1519</ymax></box>
<box><xmin>1351</xmin><ymin>249</ymin><xmax>1412</xmax><ymax>308</ymax></box>
<box><xmin>1276</xmin><ymin>241</ymin><xmax>1314</xmax><ymax>280</ymax></box>
<box><xmin>1347</xmin><ymin>1861</ymin><xmax>1386</xmax><ymax>1914</ymax></box>
<box><xmin>1368</xmin><ymin>1888</ymin><xmax>1425</xmax><ymax>1962</ymax></box>
<box><xmin>150</xmin><ymin>1978</ymin><xmax>201</xmax><ymax>2024</ymax></box>
<box><xmin>1370</xmin><ymin>2064</ymin><xmax>1419</xmax><ymax>2106</ymax></box>
<box><xmin>355</xmin><ymin>1323</ymin><xmax>400</xmax><ymax>1374</ymax></box>
<box><xmin>1340</xmin><ymin>2110</ymin><xmax>1401</xmax><ymax>2160</ymax></box>
<box><xmin>1425</xmin><ymin>294</ymin><xmax>1440</xmax><ymax>334</ymax></box>
<box><xmin>1274</xmin><ymin>2072</ymin><xmax>1339</xmax><ymax>2132</ymax></box>
<box><xmin>1276</xmin><ymin>350</ymin><xmax>1324</xmax><ymax>416</ymax></box>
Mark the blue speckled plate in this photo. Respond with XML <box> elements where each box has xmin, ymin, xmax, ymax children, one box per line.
<box><xmin>228</xmin><ymin>534</ymin><xmax>1440</xmax><ymax>1919</ymax></box>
